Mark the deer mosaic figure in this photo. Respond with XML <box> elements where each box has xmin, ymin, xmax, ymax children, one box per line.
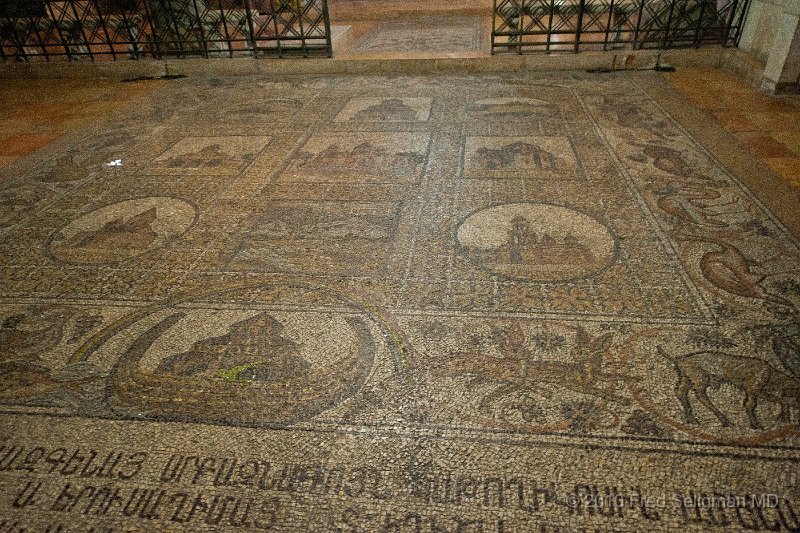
<box><xmin>659</xmin><ymin>344</ymin><xmax>800</xmax><ymax>430</ymax></box>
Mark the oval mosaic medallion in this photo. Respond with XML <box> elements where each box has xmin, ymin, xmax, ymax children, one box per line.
<box><xmin>46</xmin><ymin>197</ymin><xmax>197</xmax><ymax>265</ymax></box>
<box><xmin>456</xmin><ymin>203</ymin><xmax>617</xmax><ymax>281</ymax></box>
<box><xmin>85</xmin><ymin>283</ymin><xmax>394</xmax><ymax>426</ymax></box>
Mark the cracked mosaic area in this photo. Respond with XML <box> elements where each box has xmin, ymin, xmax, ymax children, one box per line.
<box><xmin>0</xmin><ymin>73</ymin><xmax>799</xmax><ymax>532</ymax></box>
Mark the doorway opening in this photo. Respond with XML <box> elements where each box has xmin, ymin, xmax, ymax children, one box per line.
<box><xmin>328</xmin><ymin>0</ymin><xmax>493</xmax><ymax>58</ymax></box>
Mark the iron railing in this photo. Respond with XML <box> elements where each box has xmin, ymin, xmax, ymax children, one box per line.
<box><xmin>492</xmin><ymin>0</ymin><xmax>750</xmax><ymax>53</ymax></box>
<box><xmin>0</xmin><ymin>0</ymin><xmax>332</xmax><ymax>61</ymax></box>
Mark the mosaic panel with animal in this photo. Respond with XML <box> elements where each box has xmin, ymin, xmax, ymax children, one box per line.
<box><xmin>461</xmin><ymin>136</ymin><xmax>583</xmax><ymax>179</ymax></box>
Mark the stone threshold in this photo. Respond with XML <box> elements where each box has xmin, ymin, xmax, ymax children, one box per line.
<box><xmin>0</xmin><ymin>47</ymin><xmax>757</xmax><ymax>81</ymax></box>
<box><xmin>0</xmin><ymin>46</ymin><xmax>775</xmax><ymax>96</ymax></box>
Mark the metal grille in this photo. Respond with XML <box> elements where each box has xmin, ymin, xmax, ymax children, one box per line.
<box><xmin>0</xmin><ymin>0</ymin><xmax>332</xmax><ymax>61</ymax></box>
<box><xmin>492</xmin><ymin>0</ymin><xmax>751</xmax><ymax>54</ymax></box>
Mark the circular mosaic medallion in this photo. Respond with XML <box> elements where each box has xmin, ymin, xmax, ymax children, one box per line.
<box><xmin>46</xmin><ymin>197</ymin><xmax>197</xmax><ymax>265</ymax></box>
<box><xmin>456</xmin><ymin>203</ymin><xmax>617</xmax><ymax>281</ymax></box>
<box><xmin>81</xmin><ymin>283</ymin><xmax>395</xmax><ymax>426</ymax></box>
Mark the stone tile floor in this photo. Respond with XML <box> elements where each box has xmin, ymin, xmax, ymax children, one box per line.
<box><xmin>665</xmin><ymin>67</ymin><xmax>800</xmax><ymax>190</ymax></box>
<box><xmin>0</xmin><ymin>79</ymin><xmax>156</xmax><ymax>176</ymax></box>
<box><xmin>0</xmin><ymin>69</ymin><xmax>798</xmax><ymax>531</ymax></box>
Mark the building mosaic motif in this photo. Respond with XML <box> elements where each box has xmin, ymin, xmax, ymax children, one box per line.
<box><xmin>226</xmin><ymin>201</ymin><xmax>402</xmax><ymax>275</ymax></box>
<box><xmin>217</xmin><ymin>98</ymin><xmax>302</xmax><ymax>122</ymax></box>
<box><xmin>283</xmin><ymin>132</ymin><xmax>430</xmax><ymax>183</ymax></box>
<box><xmin>467</xmin><ymin>97</ymin><xmax>555</xmax><ymax>118</ymax></box>
<box><xmin>465</xmin><ymin>97</ymin><xmax>562</xmax><ymax>136</ymax></box>
<box><xmin>463</xmin><ymin>136</ymin><xmax>582</xmax><ymax>179</ymax></box>
<box><xmin>104</xmin><ymin>283</ymin><xmax>392</xmax><ymax>426</ymax></box>
<box><xmin>456</xmin><ymin>203</ymin><xmax>617</xmax><ymax>281</ymax></box>
<box><xmin>150</xmin><ymin>136</ymin><xmax>269</xmax><ymax>176</ymax></box>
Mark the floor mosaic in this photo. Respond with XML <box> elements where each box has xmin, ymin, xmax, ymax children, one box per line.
<box><xmin>0</xmin><ymin>71</ymin><xmax>799</xmax><ymax>532</ymax></box>
<box><xmin>345</xmin><ymin>15</ymin><xmax>488</xmax><ymax>56</ymax></box>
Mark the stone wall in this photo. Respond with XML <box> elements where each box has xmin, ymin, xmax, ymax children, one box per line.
<box><xmin>739</xmin><ymin>0</ymin><xmax>800</xmax><ymax>93</ymax></box>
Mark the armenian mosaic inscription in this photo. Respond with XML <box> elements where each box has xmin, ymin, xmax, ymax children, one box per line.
<box><xmin>0</xmin><ymin>73</ymin><xmax>799</xmax><ymax>531</ymax></box>
<box><xmin>1</xmin><ymin>434</ymin><xmax>799</xmax><ymax>532</ymax></box>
